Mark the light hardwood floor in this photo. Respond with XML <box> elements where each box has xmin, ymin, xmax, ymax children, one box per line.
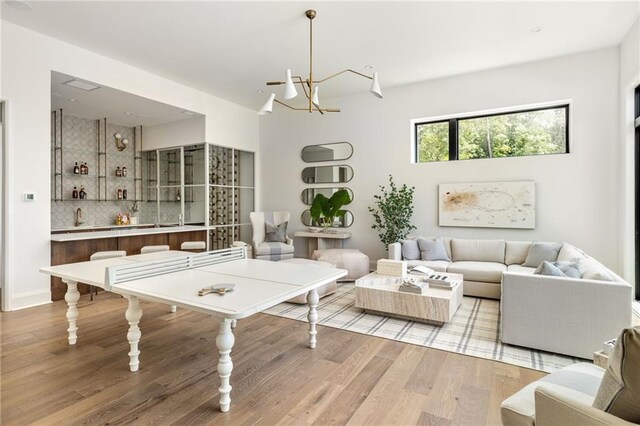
<box><xmin>1</xmin><ymin>293</ymin><xmax>545</xmax><ymax>425</ymax></box>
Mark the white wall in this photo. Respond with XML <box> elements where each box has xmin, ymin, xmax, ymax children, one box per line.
<box><xmin>619</xmin><ymin>18</ymin><xmax>640</xmax><ymax>288</ymax></box>
<box><xmin>143</xmin><ymin>116</ymin><xmax>206</xmax><ymax>150</ymax></box>
<box><xmin>260</xmin><ymin>47</ymin><xmax>622</xmax><ymax>272</ymax></box>
<box><xmin>1</xmin><ymin>22</ymin><xmax>258</xmax><ymax>310</ymax></box>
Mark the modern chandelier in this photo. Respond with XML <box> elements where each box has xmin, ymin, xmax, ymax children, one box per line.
<box><xmin>258</xmin><ymin>9</ymin><xmax>383</xmax><ymax>115</ymax></box>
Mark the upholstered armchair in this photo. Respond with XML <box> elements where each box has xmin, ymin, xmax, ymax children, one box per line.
<box><xmin>249</xmin><ymin>211</ymin><xmax>294</xmax><ymax>261</ymax></box>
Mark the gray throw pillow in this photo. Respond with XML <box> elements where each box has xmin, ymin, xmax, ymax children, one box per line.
<box><xmin>265</xmin><ymin>221</ymin><xmax>287</xmax><ymax>243</ymax></box>
<box><xmin>534</xmin><ymin>261</ymin><xmax>566</xmax><ymax>277</ymax></box>
<box><xmin>417</xmin><ymin>237</ymin><xmax>451</xmax><ymax>261</ymax></box>
<box><xmin>522</xmin><ymin>242</ymin><xmax>562</xmax><ymax>267</ymax></box>
<box><xmin>400</xmin><ymin>239</ymin><xmax>420</xmax><ymax>260</ymax></box>
<box><xmin>552</xmin><ymin>259</ymin><xmax>581</xmax><ymax>278</ymax></box>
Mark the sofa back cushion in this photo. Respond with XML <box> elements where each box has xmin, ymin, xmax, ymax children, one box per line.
<box><xmin>451</xmin><ymin>239</ymin><xmax>506</xmax><ymax>263</ymax></box>
<box><xmin>505</xmin><ymin>241</ymin><xmax>531</xmax><ymax>265</ymax></box>
<box><xmin>578</xmin><ymin>257</ymin><xmax>615</xmax><ymax>282</ymax></box>
<box><xmin>593</xmin><ymin>327</ymin><xmax>640</xmax><ymax>423</ymax></box>
<box><xmin>557</xmin><ymin>242</ymin><xmax>587</xmax><ymax>262</ymax></box>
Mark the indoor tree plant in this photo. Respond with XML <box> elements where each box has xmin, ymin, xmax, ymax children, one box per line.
<box><xmin>127</xmin><ymin>201</ymin><xmax>140</xmax><ymax>225</ymax></box>
<box><xmin>368</xmin><ymin>175</ymin><xmax>416</xmax><ymax>249</ymax></box>
<box><xmin>310</xmin><ymin>189</ymin><xmax>352</xmax><ymax>232</ymax></box>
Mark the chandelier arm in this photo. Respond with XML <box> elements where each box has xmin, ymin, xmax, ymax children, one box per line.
<box><xmin>273</xmin><ymin>99</ymin><xmax>338</xmax><ymax>112</ymax></box>
<box><xmin>295</xmin><ymin>76</ymin><xmax>311</xmax><ymax>100</ymax></box>
<box><xmin>315</xmin><ymin>69</ymin><xmax>373</xmax><ymax>84</ymax></box>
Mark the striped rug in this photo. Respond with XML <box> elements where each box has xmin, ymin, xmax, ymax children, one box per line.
<box><xmin>264</xmin><ymin>282</ymin><xmax>583</xmax><ymax>373</ymax></box>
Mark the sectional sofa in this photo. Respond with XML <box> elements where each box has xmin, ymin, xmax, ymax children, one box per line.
<box><xmin>388</xmin><ymin>237</ymin><xmax>634</xmax><ymax>358</ymax></box>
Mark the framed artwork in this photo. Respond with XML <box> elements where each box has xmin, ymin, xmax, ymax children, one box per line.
<box><xmin>439</xmin><ymin>181</ymin><xmax>535</xmax><ymax>229</ymax></box>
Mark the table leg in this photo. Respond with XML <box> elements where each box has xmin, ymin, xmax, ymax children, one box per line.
<box><xmin>231</xmin><ymin>319</ymin><xmax>237</xmax><ymax>329</ymax></box>
<box><xmin>125</xmin><ymin>295</ymin><xmax>143</xmax><ymax>372</ymax></box>
<box><xmin>307</xmin><ymin>288</ymin><xmax>319</xmax><ymax>349</ymax></box>
<box><xmin>63</xmin><ymin>279</ymin><xmax>80</xmax><ymax>345</ymax></box>
<box><xmin>216</xmin><ymin>318</ymin><xmax>235</xmax><ymax>412</ymax></box>
<box><xmin>169</xmin><ymin>305</ymin><xmax>177</xmax><ymax>313</ymax></box>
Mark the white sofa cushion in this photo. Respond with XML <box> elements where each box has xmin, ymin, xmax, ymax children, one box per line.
<box><xmin>505</xmin><ymin>241</ymin><xmax>531</xmax><ymax>265</ymax></box>
<box><xmin>451</xmin><ymin>239</ymin><xmax>506</xmax><ymax>263</ymax></box>
<box><xmin>400</xmin><ymin>239</ymin><xmax>420</xmax><ymax>260</ymax></box>
<box><xmin>447</xmin><ymin>261</ymin><xmax>506</xmax><ymax>283</ymax></box>
<box><xmin>578</xmin><ymin>258</ymin><xmax>615</xmax><ymax>282</ymax></box>
<box><xmin>406</xmin><ymin>260</ymin><xmax>450</xmax><ymax>272</ymax></box>
<box><xmin>557</xmin><ymin>242</ymin><xmax>587</xmax><ymax>262</ymax></box>
<box><xmin>507</xmin><ymin>264</ymin><xmax>536</xmax><ymax>274</ymax></box>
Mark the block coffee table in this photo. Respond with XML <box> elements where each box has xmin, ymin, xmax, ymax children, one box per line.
<box><xmin>355</xmin><ymin>272</ymin><xmax>463</xmax><ymax>325</ymax></box>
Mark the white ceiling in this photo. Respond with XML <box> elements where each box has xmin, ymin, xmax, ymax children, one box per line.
<box><xmin>51</xmin><ymin>71</ymin><xmax>202</xmax><ymax>126</ymax></box>
<box><xmin>4</xmin><ymin>1</ymin><xmax>640</xmax><ymax>111</ymax></box>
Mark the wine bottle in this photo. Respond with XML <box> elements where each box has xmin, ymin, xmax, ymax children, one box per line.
<box><xmin>73</xmin><ymin>162</ymin><xmax>80</xmax><ymax>174</ymax></box>
<box><xmin>116</xmin><ymin>167</ymin><xmax>121</xmax><ymax>177</ymax></box>
<box><xmin>79</xmin><ymin>186</ymin><xmax>86</xmax><ymax>199</ymax></box>
<box><xmin>122</xmin><ymin>166</ymin><xmax>127</xmax><ymax>177</ymax></box>
<box><xmin>72</xmin><ymin>186</ymin><xmax>78</xmax><ymax>199</ymax></box>
<box><xmin>176</xmin><ymin>190</ymin><xmax>181</xmax><ymax>201</ymax></box>
<box><xmin>117</xmin><ymin>188</ymin><xmax>123</xmax><ymax>200</ymax></box>
<box><xmin>122</xmin><ymin>189</ymin><xmax>128</xmax><ymax>200</ymax></box>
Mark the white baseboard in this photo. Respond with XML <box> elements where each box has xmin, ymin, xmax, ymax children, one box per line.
<box><xmin>7</xmin><ymin>289</ymin><xmax>51</xmax><ymax>311</ymax></box>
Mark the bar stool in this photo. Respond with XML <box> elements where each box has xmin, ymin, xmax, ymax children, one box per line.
<box><xmin>140</xmin><ymin>245</ymin><xmax>176</xmax><ymax>313</ymax></box>
<box><xmin>180</xmin><ymin>241</ymin><xmax>206</xmax><ymax>252</ymax></box>
<box><xmin>140</xmin><ymin>245</ymin><xmax>170</xmax><ymax>254</ymax></box>
<box><xmin>89</xmin><ymin>250</ymin><xmax>127</xmax><ymax>301</ymax></box>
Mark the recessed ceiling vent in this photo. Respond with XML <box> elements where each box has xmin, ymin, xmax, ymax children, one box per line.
<box><xmin>62</xmin><ymin>79</ymin><xmax>101</xmax><ymax>91</ymax></box>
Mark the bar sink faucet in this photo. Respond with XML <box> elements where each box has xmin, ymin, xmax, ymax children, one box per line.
<box><xmin>75</xmin><ymin>208</ymin><xmax>85</xmax><ymax>227</ymax></box>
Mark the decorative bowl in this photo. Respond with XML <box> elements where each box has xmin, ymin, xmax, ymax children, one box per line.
<box><xmin>307</xmin><ymin>227</ymin><xmax>322</xmax><ymax>233</ymax></box>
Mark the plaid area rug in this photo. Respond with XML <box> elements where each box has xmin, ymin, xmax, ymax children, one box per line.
<box><xmin>263</xmin><ymin>282</ymin><xmax>582</xmax><ymax>373</ymax></box>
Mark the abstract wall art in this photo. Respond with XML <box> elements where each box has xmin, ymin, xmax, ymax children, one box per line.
<box><xmin>438</xmin><ymin>181</ymin><xmax>535</xmax><ymax>229</ymax></box>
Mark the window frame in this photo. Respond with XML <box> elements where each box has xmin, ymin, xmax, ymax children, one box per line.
<box><xmin>414</xmin><ymin>103</ymin><xmax>570</xmax><ymax>163</ymax></box>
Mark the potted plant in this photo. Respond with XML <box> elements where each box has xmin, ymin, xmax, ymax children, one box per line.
<box><xmin>310</xmin><ymin>189</ymin><xmax>352</xmax><ymax>233</ymax></box>
<box><xmin>127</xmin><ymin>201</ymin><xmax>140</xmax><ymax>225</ymax></box>
<box><xmin>368</xmin><ymin>175</ymin><xmax>416</xmax><ymax>249</ymax></box>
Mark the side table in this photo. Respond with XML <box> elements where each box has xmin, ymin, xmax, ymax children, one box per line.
<box><xmin>294</xmin><ymin>231</ymin><xmax>351</xmax><ymax>258</ymax></box>
<box><xmin>593</xmin><ymin>350</ymin><xmax>609</xmax><ymax>369</ymax></box>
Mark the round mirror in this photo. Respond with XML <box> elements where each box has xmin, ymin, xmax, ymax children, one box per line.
<box><xmin>301</xmin><ymin>142</ymin><xmax>353</xmax><ymax>163</ymax></box>
<box><xmin>301</xmin><ymin>165</ymin><xmax>353</xmax><ymax>184</ymax></box>
<box><xmin>300</xmin><ymin>187</ymin><xmax>353</xmax><ymax>205</ymax></box>
<box><xmin>301</xmin><ymin>210</ymin><xmax>354</xmax><ymax>228</ymax></box>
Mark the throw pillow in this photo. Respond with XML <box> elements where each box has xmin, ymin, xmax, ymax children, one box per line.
<box><xmin>552</xmin><ymin>259</ymin><xmax>581</xmax><ymax>278</ymax></box>
<box><xmin>265</xmin><ymin>221</ymin><xmax>287</xmax><ymax>243</ymax></box>
<box><xmin>533</xmin><ymin>261</ymin><xmax>566</xmax><ymax>277</ymax></box>
<box><xmin>578</xmin><ymin>258</ymin><xmax>615</xmax><ymax>282</ymax></box>
<box><xmin>593</xmin><ymin>327</ymin><xmax>640</xmax><ymax>423</ymax></box>
<box><xmin>417</xmin><ymin>237</ymin><xmax>451</xmax><ymax>261</ymax></box>
<box><xmin>400</xmin><ymin>239</ymin><xmax>420</xmax><ymax>260</ymax></box>
<box><xmin>522</xmin><ymin>242</ymin><xmax>562</xmax><ymax>267</ymax></box>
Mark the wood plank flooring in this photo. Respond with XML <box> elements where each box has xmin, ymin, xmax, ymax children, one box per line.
<box><xmin>1</xmin><ymin>293</ymin><xmax>545</xmax><ymax>425</ymax></box>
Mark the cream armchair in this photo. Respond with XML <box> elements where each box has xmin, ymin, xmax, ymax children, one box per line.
<box><xmin>249</xmin><ymin>211</ymin><xmax>294</xmax><ymax>261</ymax></box>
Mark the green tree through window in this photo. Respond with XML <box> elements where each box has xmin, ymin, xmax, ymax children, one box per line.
<box><xmin>415</xmin><ymin>105</ymin><xmax>568</xmax><ymax>163</ymax></box>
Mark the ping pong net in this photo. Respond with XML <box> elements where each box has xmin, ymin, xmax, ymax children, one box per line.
<box><xmin>104</xmin><ymin>246</ymin><xmax>247</xmax><ymax>291</ymax></box>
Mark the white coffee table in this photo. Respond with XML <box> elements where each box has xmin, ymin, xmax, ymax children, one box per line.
<box><xmin>355</xmin><ymin>272</ymin><xmax>463</xmax><ymax>325</ymax></box>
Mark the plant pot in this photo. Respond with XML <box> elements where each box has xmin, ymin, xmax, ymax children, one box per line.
<box><xmin>129</xmin><ymin>215</ymin><xmax>139</xmax><ymax>225</ymax></box>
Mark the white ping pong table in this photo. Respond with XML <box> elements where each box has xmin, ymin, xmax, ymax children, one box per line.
<box><xmin>40</xmin><ymin>247</ymin><xmax>347</xmax><ymax>412</ymax></box>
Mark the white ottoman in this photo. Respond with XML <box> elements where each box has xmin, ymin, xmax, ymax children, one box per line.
<box><xmin>311</xmin><ymin>249</ymin><xmax>369</xmax><ymax>281</ymax></box>
<box><xmin>281</xmin><ymin>258</ymin><xmax>338</xmax><ymax>304</ymax></box>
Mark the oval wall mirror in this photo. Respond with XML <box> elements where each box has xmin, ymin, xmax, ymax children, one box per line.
<box><xmin>301</xmin><ymin>210</ymin><xmax>354</xmax><ymax>228</ymax></box>
<box><xmin>300</xmin><ymin>187</ymin><xmax>354</xmax><ymax>205</ymax></box>
<box><xmin>301</xmin><ymin>142</ymin><xmax>353</xmax><ymax>163</ymax></box>
<box><xmin>301</xmin><ymin>165</ymin><xmax>354</xmax><ymax>184</ymax></box>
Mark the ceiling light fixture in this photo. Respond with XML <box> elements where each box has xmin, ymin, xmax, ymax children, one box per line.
<box><xmin>68</xmin><ymin>98</ymin><xmax>79</xmax><ymax>103</ymax></box>
<box><xmin>259</xmin><ymin>9</ymin><xmax>382</xmax><ymax>115</ymax></box>
<box><xmin>531</xmin><ymin>27</ymin><xmax>542</xmax><ymax>33</ymax></box>
<box><xmin>123</xmin><ymin>111</ymin><xmax>133</xmax><ymax>115</ymax></box>
<box><xmin>63</xmin><ymin>79</ymin><xmax>101</xmax><ymax>91</ymax></box>
<box><xmin>181</xmin><ymin>110</ymin><xmax>198</xmax><ymax>117</ymax></box>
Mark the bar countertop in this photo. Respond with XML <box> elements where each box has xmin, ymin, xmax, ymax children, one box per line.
<box><xmin>51</xmin><ymin>225</ymin><xmax>209</xmax><ymax>242</ymax></box>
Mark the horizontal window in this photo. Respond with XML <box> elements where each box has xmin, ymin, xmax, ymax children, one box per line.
<box><xmin>415</xmin><ymin>105</ymin><xmax>569</xmax><ymax>163</ymax></box>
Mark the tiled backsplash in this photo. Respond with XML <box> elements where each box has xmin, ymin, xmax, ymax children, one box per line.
<box><xmin>51</xmin><ymin>114</ymin><xmax>143</xmax><ymax>229</ymax></box>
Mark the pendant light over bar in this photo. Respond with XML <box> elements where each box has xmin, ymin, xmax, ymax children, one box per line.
<box><xmin>258</xmin><ymin>9</ymin><xmax>383</xmax><ymax>115</ymax></box>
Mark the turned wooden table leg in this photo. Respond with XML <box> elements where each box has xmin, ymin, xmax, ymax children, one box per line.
<box><xmin>231</xmin><ymin>319</ymin><xmax>237</xmax><ymax>329</ymax></box>
<box><xmin>169</xmin><ymin>305</ymin><xmax>177</xmax><ymax>313</ymax></box>
<box><xmin>307</xmin><ymin>288</ymin><xmax>319</xmax><ymax>349</ymax></box>
<box><xmin>216</xmin><ymin>318</ymin><xmax>235</xmax><ymax>412</ymax></box>
<box><xmin>125</xmin><ymin>295</ymin><xmax>143</xmax><ymax>372</ymax></box>
<box><xmin>63</xmin><ymin>279</ymin><xmax>80</xmax><ymax>345</ymax></box>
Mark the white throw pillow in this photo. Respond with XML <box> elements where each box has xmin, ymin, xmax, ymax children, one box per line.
<box><xmin>417</xmin><ymin>237</ymin><xmax>451</xmax><ymax>261</ymax></box>
<box><xmin>522</xmin><ymin>242</ymin><xmax>562</xmax><ymax>267</ymax></box>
